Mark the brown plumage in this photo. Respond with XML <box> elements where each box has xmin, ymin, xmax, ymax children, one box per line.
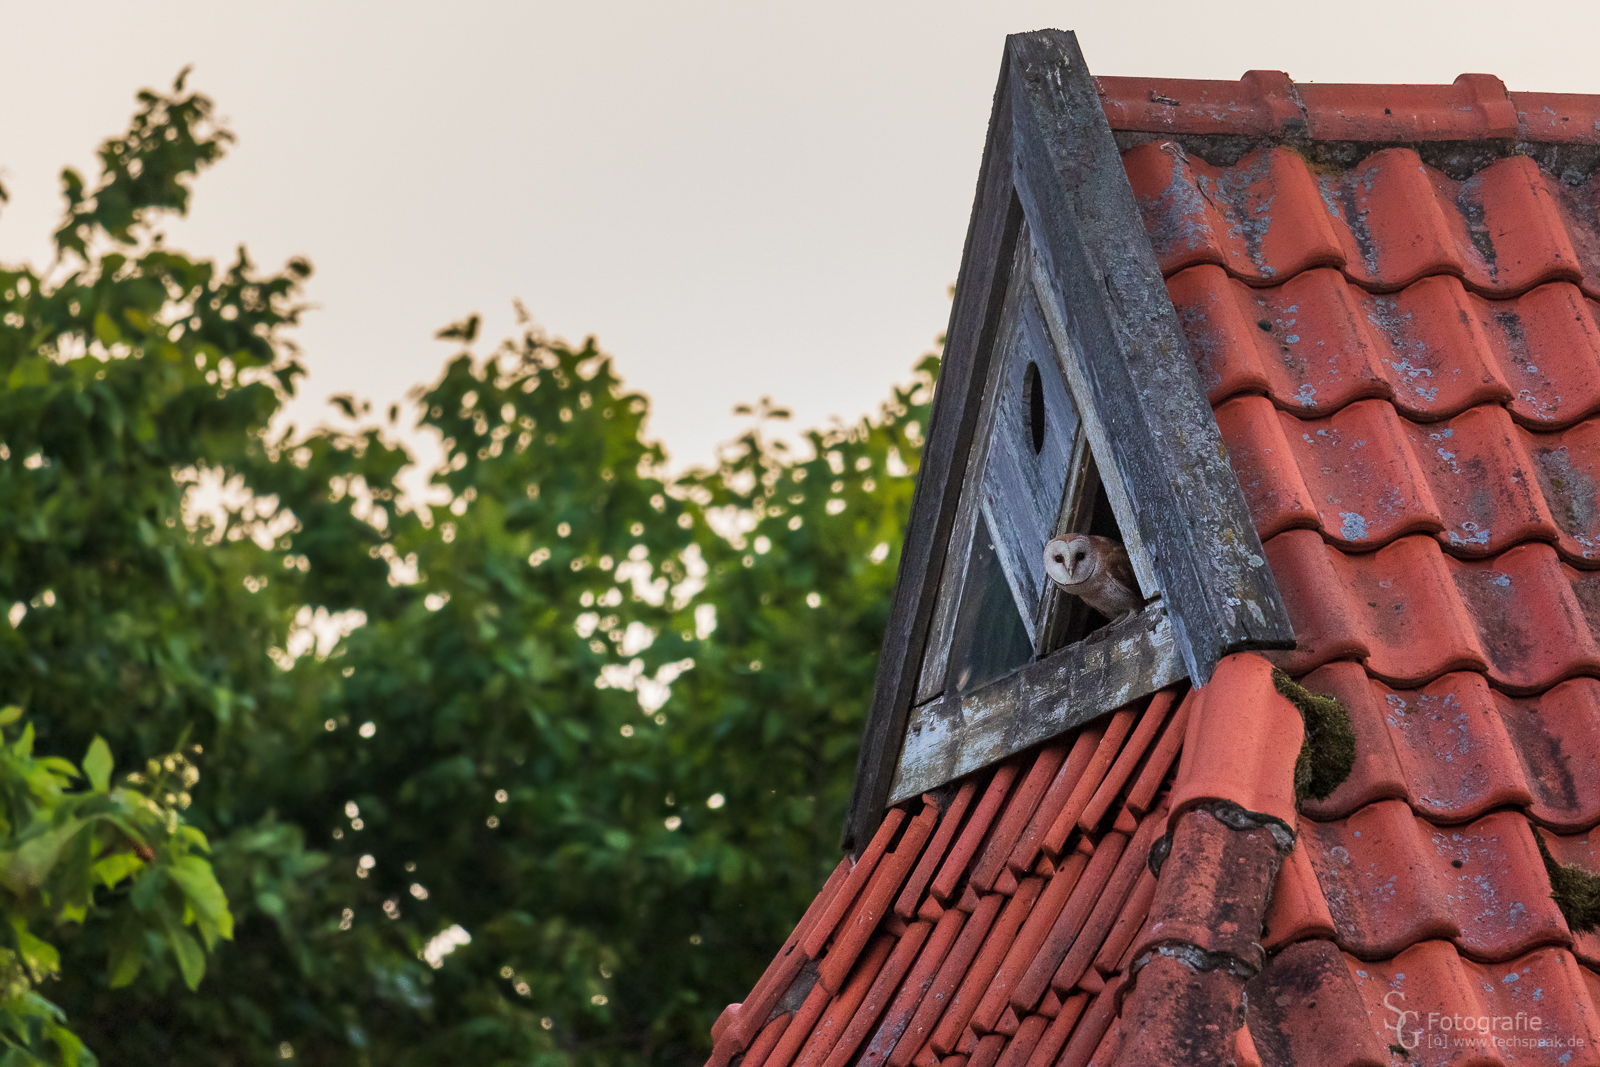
<box><xmin>1042</xmin><ymin>534</ymin><xmax>1143</xmax><ymax>620</ymax></box>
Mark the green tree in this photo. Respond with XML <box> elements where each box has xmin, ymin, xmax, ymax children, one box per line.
<box><xmin>1</xmin><ymin>75</ymin><xmax>935</xmax><ymax>1064</ymax></box>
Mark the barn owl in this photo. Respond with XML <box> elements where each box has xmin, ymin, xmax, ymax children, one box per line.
<box><xmin>1042</xmin><ymin>534</ymin><xmax>1143</xmax><ymax>621</ymax></box>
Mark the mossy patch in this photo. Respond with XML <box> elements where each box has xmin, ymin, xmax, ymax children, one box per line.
<box><xmin>1273</xmin><ymin>669</ymin><xmax>1356</xmax><ymax>802</ymax></box>
<box><xmin>1535</xmin><ymin>829</ymin><xmax>1600</xmax><ymax>934</ymax></box>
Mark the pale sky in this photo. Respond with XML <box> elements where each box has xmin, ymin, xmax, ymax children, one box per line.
<box><xmin>4</xmin><ymin>2</ymin><xmax>1598</xmax><ymax>472</ymax></box>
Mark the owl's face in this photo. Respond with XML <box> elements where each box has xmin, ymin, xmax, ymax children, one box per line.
<box><xmin>1043</xmin><ymin>535</ymin><xmax>1096</xmax><ymax>588</ymax></box>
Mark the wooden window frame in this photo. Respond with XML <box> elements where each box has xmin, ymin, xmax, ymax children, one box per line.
<box><xmin>842</xmin><ymin>30</ymin><xmax>1293</xmax><ymax>853</ymax></box>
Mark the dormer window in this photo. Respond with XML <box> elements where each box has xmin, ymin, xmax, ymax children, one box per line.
<box><xmin>842</xmin><ymin>35</ymin><xmax>1294</xmax><ymax>851</ymax></box>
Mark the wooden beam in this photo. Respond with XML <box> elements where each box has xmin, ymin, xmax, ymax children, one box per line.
<box><xmin>1006</xmin><ymin>30</ymin><xmax>1294</xmax><ymax>682</ymax></box>
<box><xmin>840</xmin><ymin>51</ymin><xmax>1023</xmax><ymax>854</ymax></box>
<box><xmin>890</xmin><ymin>601</ymin><xmax>1183</xmax><ymax>803</ymax></box>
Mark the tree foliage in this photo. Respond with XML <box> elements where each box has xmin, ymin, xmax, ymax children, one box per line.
<box><xmin>0</xmin><ymin>75</ymin><xmax>935</xmax><ymax>1064</ymax></box>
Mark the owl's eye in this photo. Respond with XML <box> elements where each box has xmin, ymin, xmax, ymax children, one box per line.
<box><xmin>1072</xmin><ymin>551</ymin><xmax>1087</xmax><ymax>565</ymax></box>
<box><xmin>1051</xmin><ymin>552</ymin><xmax>1065</xmax><ymax>565</ymax></box>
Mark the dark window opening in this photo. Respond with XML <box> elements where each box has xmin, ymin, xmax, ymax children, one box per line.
<box><xmin>947</xmin><ymin>512</ymin><xmax>1034</xmax><ymax>694</ymax></box>
<box><xmin>1023</xmin><ymin>361</ymin><xmax>1046</xmax><ymax>455</ymax></box>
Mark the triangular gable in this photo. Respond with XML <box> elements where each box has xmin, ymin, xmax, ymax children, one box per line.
<box><xmin>844</xmin><ymin>30</ymin><xmax>1291</xmax><ymax>852</ymax></box>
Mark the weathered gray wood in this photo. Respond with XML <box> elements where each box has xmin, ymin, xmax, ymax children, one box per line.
<box><xmin>1006</xmin><ymin>31</ymin><xmax>1294</xmax><ymax>682</ymax></box>
<box><xmin>913</xmin><ymin>227</ymin><xmax>1036</xmax><ymax>706</ymax></box>
<box><xmin>841</xmin><ymin>53</ymin><xmax>1024</xmax><ymax>854</ymax></box>
<box><xmin>978</xmin><ymin>262</ymin><xmax>1079</xmax><ymax>643</ymax></box>
<box><xmin>890</xmin><ymin>601</ymin><xmax>1183</xmax><ymax>803</ymax></box>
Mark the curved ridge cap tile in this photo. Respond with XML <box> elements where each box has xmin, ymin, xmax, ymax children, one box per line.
<box><xmin>1498</xmin><ymin>677</ymin><xmax>1600</xmax><ymax>833</ymax></box>
<box><xmin>1110</xmin><ymin>955</ymin><xmax>1246</xmax><ymax>1067</ymax></box>
<box><xmin>1136</xmin><ymin>806</ymin><xmax>1286</xmax><ymax>968</ymax></box>
<box><xmin>1513</xmin><ymin>91</ymin><xmax>1600</xmax><ymax>145</ymax></box>
<box><xmin>1098</xmin><ymin>71</ymin><xmax>1302</xmax><ymax>138</ymax></box>
<box><xmin>1169</xmin><ymin>653</ymin><xmax>1303</xmax><ymax>827</ymax></box>
<box><xmin>1299</xmin><ymin>75</ymin><xmax>1517</xmax><ymax>143</ymax></box>
<box><xmin>1263</xmin><ymin>531</ymin><xmax>1488</xmax><ymax>684</ymax></box>
<box><xmin>1342</xmin><ymin>941</ymin><xmax>1600</xmax><ymax>1054</ymax></box>
<box><xmin>1300</xmin><ymin>801</ymin><xmax>1570</xmax><ymax>962</ymax></box>
<box><xmin>1243</xmin><ymin>938</ymin><xmax>1390</xmax><ymax>1067</ymax></box>
<box><xmin>1360</xmin><ymin>672</ymin><xmax>1535</xmax><ymax>826</ymax></box>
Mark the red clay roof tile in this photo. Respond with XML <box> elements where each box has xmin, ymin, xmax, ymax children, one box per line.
<box><xmin>1301</xmin><ymin>802</ymin><xmax>1569</xmax><ymax>961</ymax></box>
<box><xmin>1533</xmin><ymin>826</ymin><xmax>1600</xmax><ymax>969</ymax></box>
<box><xmin>1042</xmin><ymin>709</ymin><xmax>1138</xmax><ymax>857</ymax></box>
<box><xmin>1262</xmin><ymin>834</ymin><xmax>1337</xmax><ymax>951</ymax></box>
<box><xmin>822</xmin><ymin>922</ymin><xmax>932</xmax><ymax>1067</ymax></box>
<box><xmin>970</xmin><ymin>743</ymin><xmax>1069</xmax><ymax>892</ymax></box>
<box><xmin>803</xmin><ymin>813</ymin><xmax>907</xmax><ymax>961</ymax></box>
<box><xmin>1056</xmin><ymin>975</ymin><xmax>1124</xmax><ymax>1067</ymax></box>
<box><xmin>897</xmin><ymin>783</ymin><xmax>978</xmax><ymax>921</ymax></box>
<box><xmin>1264</xmin><ymin>531</ymin><xmax>1485</xmax><ymax>683</ymax></box>
<box><xmin>1077</xmin><ymin>691</ymin><xmax>1177</xmax><ymax>834</ymax></box>
<box><xmin>1115</xmin><ymin>954</ymin><xmax>1248</xmax><ymax>1067</ymax></box>
<box><xmin>1499</xmin><ymin>677</ymin><xmax>1600</xmax><ymax>832</ymax></box>
<box><xmin>932</xmin><ymin>767</ymin><xmax>1019</xmax><ymax>903</ymax></box>
<box><xmin>990</xmin><ymin>1014</ymin><xmax>1045</xmax><ymax>1067</ymax></box>
<box><xmin>859</xmin><ymin>907</ymin><xmax>966</xmax><ymax>1067</ymax></box>
<box><xmin>966</xmin><ymin>850</ymin><xmax>1090</xmax><ymax>1034</ymax></box>
<box><xmin>793</xmin><ymin>936</ymin><xmax>895</xmax><ymax>1067</ymax></box>
<box><xmin>1134</xmin><ymin>807</ymin><xmax>1285</xmax><ymax>971</ymax></box>
<box><xmin>1243</xmin><ymin>938</ymin><xmax>1389</xmax><ymax>1067</ymax></box>
<box><xmin>743</xmin><ymin>1013</ymin><xmax>794</xmax><ymax>1067</ymax></box>
<box><xmin>1007</xmin><ymin>726</ymin><xmax>1104</xmax><ymax>876</ymax></box>
<box><xmin>1092</xmin><ymin>867</ymin><xmax>1158</xmax><ymax>979</ymax></box>
<box><xmin>1051</xmin><ymin>812</ymin><xmax>1167</xmax><ymax>995</ymax></box>
<box><xmin>891</xmin><ymin>893</ymin><xmax>1004</xmax><ymax>1066</ymax></box>
<box><xmin>930</xmin><ymin>879</ymin><xmax>1048</xmax><ymax>1055</ymax></box>
<box><xmin>1343</xmin><ymin>942</ymin><xmax>1600</xmax><ymax>1058</ymax></box>
<box><xmin>767</xmin><ymin>978</ymin><xmax>834</xmax><ymax>1067</ymax></box>
<box><xmin>1023</xmin><ymin>992</ymin><xmax>1088</xmax><ymax>1067</ymax></box>
<box><xmin>822</xmin><ymin>804</ymin><xmax>941</xmax><ymax>993</ymax></box>
<box><xmin>1099</xmin><ymin>73</ymin><xmax>1534</xmax><ymax>144</ymax></box>
<box><xmin>1008</xmin><ymin>831</ymin><xmax>1129</xmax><ymax>1012</ymax></box>
<box><xmin>1170</xmin><ymin>653</ymin><xmax>1302</xmax><ymax>826</ymax></box>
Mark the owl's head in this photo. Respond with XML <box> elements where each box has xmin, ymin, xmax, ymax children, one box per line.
<box><xmin>1043</xmin><ymin>535</ymin><xmax>1097</xmax><ymax>589</ymax></box>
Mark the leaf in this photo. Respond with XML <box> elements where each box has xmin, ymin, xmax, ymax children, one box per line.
<box><xmin>83</xmin><ymin>736</ymin><xmax>112</xmax><ymax>792</ymax></box>
<box><xmin>2</xmin><ymin>820</ymin><xmax>86</xmax><ymax>892</ymax></box>
<box><xmin>166</xmin><ymin>854</ymin><xmax>233</xmax><ymax>946</ymax></box>
<box><xmin>0</xmin><ymin>705</ymin><xmax>21</xmax><ymax>727</ymax></box>
<box><xmin>92</xmin><ymin>851</ymin><xmax>145</xmax><ymax>889</ymax></box>
<box><xmin>12</xmin><ymin>924</ymin><xmax>60</xmax><ymax>981</ymax></box>
<box><xmin>106</xmin><ymin>912</ymin><xmax>144</xmax><ymax>988</ymax></box>
<box><xmin>163</xmin><ymin>920</ymin><xmax>206</xmax><ymax>991</ymax></box>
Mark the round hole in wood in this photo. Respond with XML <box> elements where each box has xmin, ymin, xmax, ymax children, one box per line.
<box><xmin>1023</xmin><ymin>361</ymin><xmax>1045</xmax><ymax>455</ymax></box>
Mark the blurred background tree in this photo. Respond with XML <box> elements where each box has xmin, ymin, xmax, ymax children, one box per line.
<box><xmin>0</xmin><ymin>75</ymin><xmax>936</xmax><ymax>1065</ymax></box>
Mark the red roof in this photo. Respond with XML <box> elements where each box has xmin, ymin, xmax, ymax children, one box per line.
<box><xmin>707</xmin><ymin>70</ymin><xmax>1600</xmax><ymax>1067</ymax></box>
